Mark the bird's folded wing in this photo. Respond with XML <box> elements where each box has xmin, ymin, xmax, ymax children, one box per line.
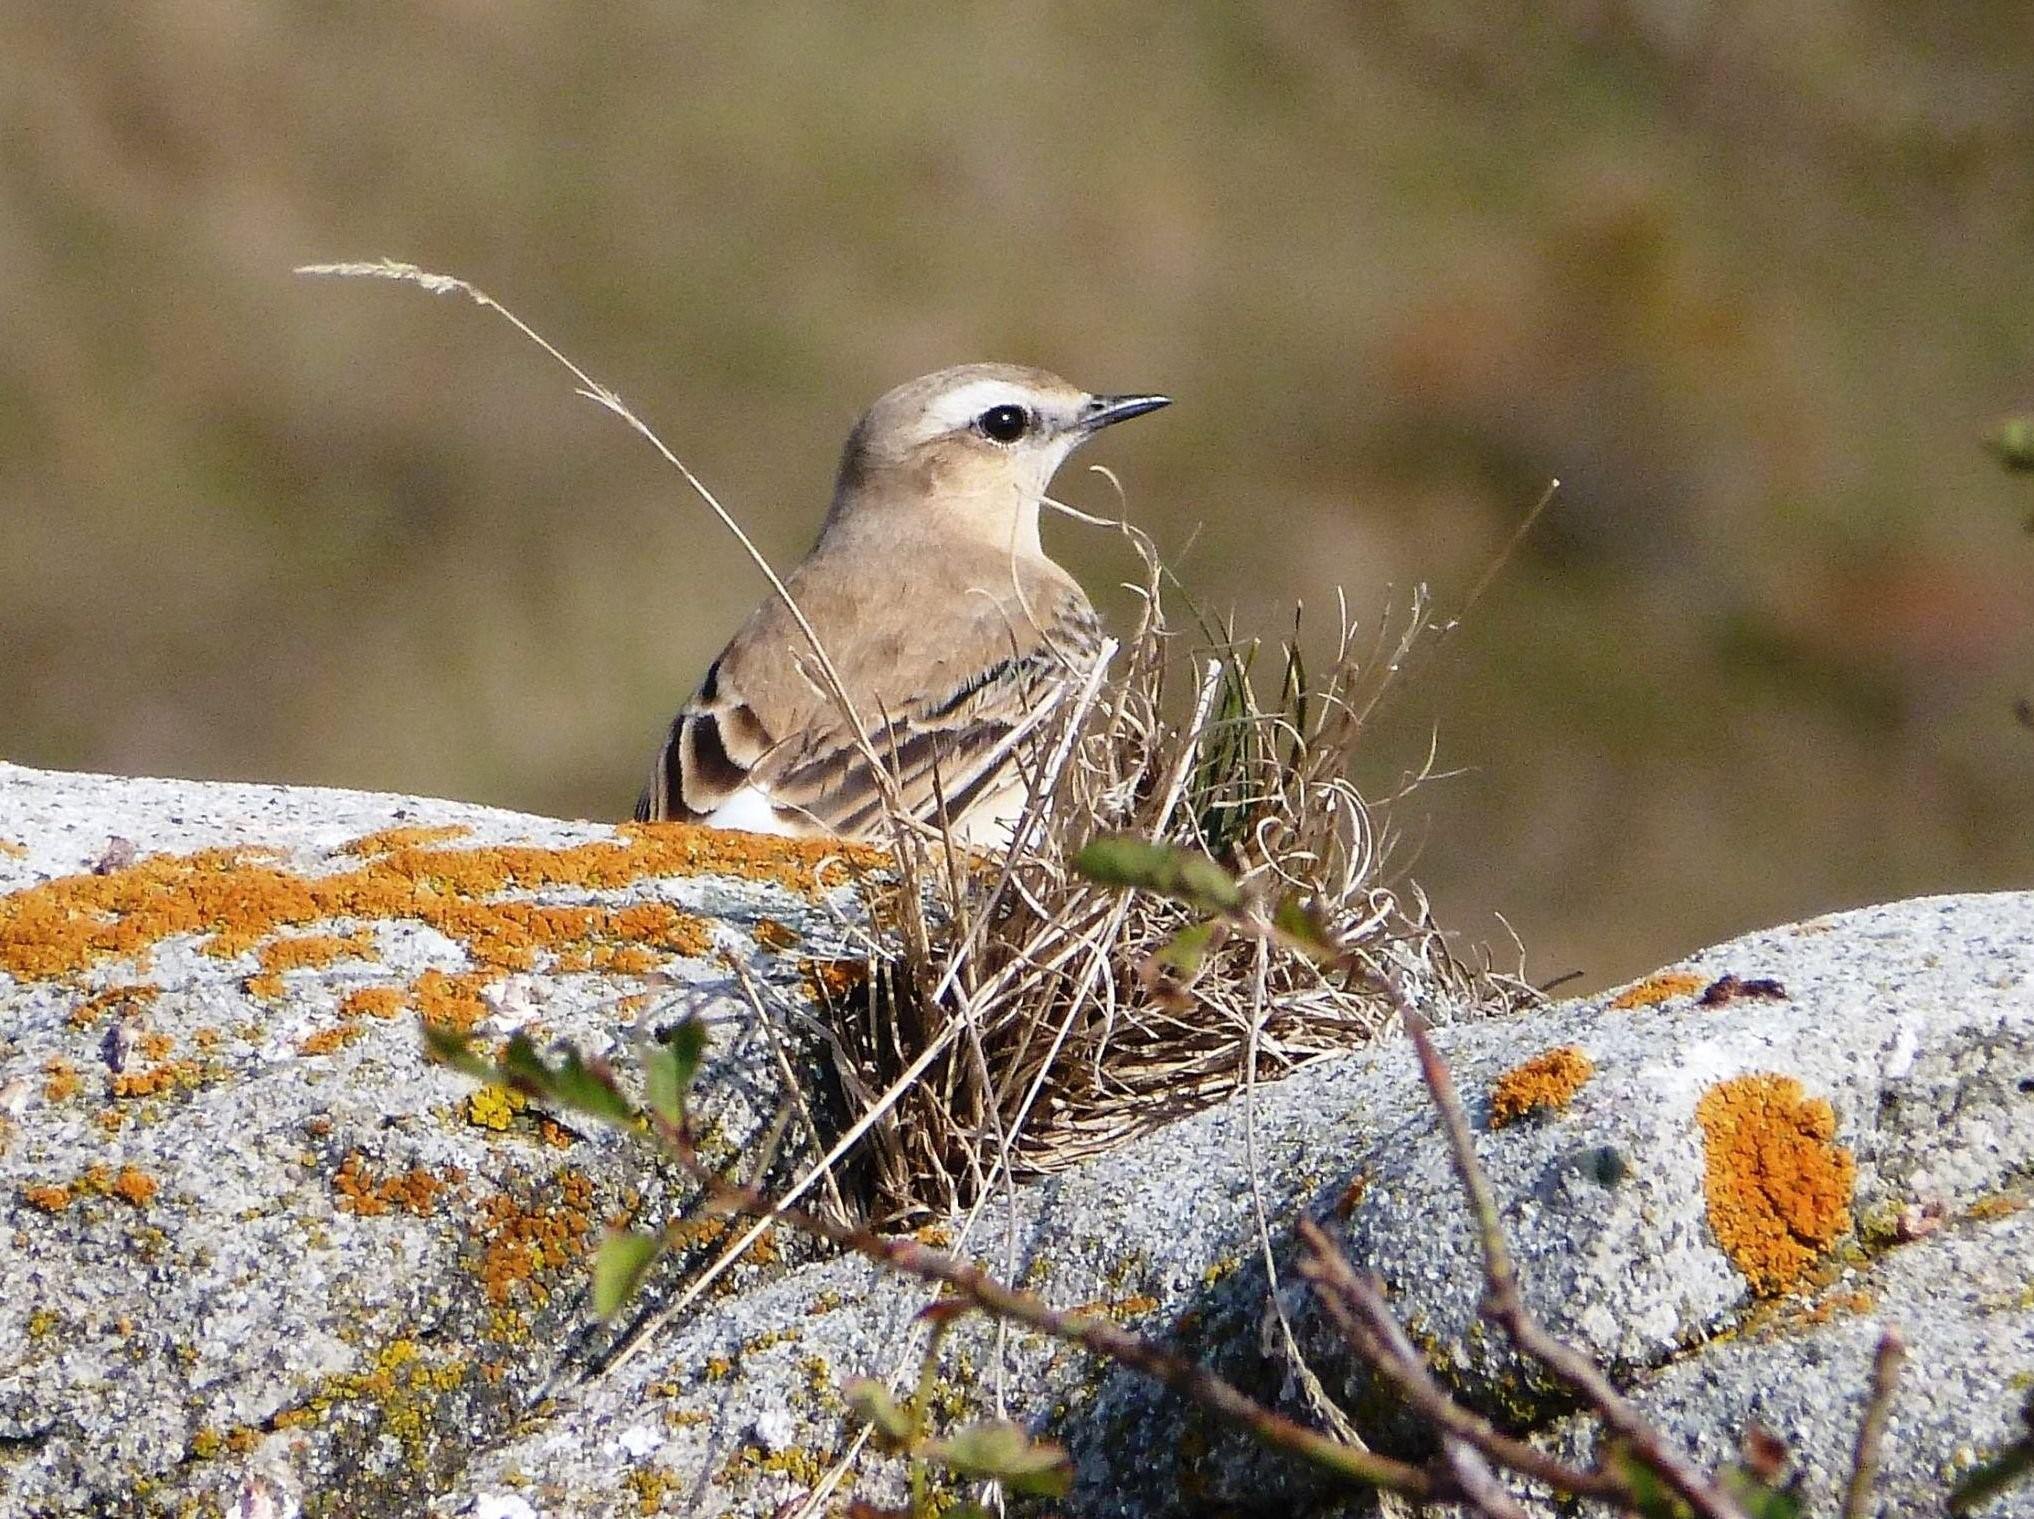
<box><xmin>635</xmin><ymin>579</ymin><xmax>1101</xmax><ymax>837</ymax></box>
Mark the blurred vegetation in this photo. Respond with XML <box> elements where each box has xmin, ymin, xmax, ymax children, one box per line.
<box><xmin>4</xmin><ymin>1</ymin><xmax>2032</xmax><ymax>989</ymax></box>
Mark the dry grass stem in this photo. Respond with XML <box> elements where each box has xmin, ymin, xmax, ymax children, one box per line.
<box><xmin>829</xmin><ymin>525</ymin><xmax>1516</xmax><ymax>1222</ymax></box>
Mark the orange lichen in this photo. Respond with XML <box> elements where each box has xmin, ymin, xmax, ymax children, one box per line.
<box><xmin>1073</xmin><ymin>1292</ymin><xmax>1161</xmax><ymax>1321</ymax></box>
<box><xmin>110</xmin><ymin>1059</ymin><xmax>201</xmax><ymax>1099</ymax></box>
<box><xmin>136</xmin><ymin>1030</ymin><xmax>174</xmax><ymax>1061</ymax></box>
<box><xmin>1609</xmin><ymin>971</ymin><xmax>1705</xmax><ymax>1010</ymax></box>
<box><xmin>537</xmin><ymin>1119</ymin><xmax>575</xmax><ymax>1150</ymax></box>
<box><xmin>252</xmin><ymin>930</ymin><xmax>379</xmax><ymax>990</ymax></box>
<box><xmin>342</xmin><ymin>824</ymin><xmax>474</xmax><ymax>855</ymax></box>
<box><xmin>1795</xmin><ymin>1287</ymin><xmax>1877</xmax><ymax>1326</ymax></box>
<box><xmin>753</xmin><ymin>918</ymin><xmax>802</xmax><ymax>952</ymax></box>
<box><xmin>473</xmin><ymin>1170</ymin><xmax>595</xmax><ymax>1306</ymax></box>
<box><xmin>0</xmin><ymin>825</ymin><xmax>871</xmax><ymax>984</ymax></box>
<box><xmin>22</xmin><ymin>1183</ymin><xmax>73</xmax><ymax>1213</ymax></box>
<box><xmin>111</xmin><ymin>1165</ymin><xmax>158</xmax><ymax>1207</ymax></box>
<box><xmin>340</xmin><ymin>986</ymin><xmax>406</xmax><ymax>1020</ymax></box>
<box><xmin>1694</xmin><ymin>1073</ymin><xmax>1856</xmax><ymax>1296</ymax></box>
<box><xmin>1489</xmin><ymin>1046</ymin><xmax>1594</xmax><ymax>1129</ymax></box>
<box><xmin>802</xmin><ymin>958</ymin><xmax>868</xmax><ymax>1005</ymax></box>
<box><xmin>42</xmin><ymin>1057</ymin><xmax>81</xmax><ymax>1103</ymax></box>
<box><xmin>66</xmin><ymin>982</ymin><xmax>160</xmax><ymax>1027</ymax></box>
<box><xmin>333</xmin><ymin>1152</ymin><xmax>459</xmax><ymax>1217</ymax></box>
<box><xmin>663</xmin><ymin>1216</ymin><xmax>781</xmax><ymax>1266</ymax></box>
<box><xmin>297</xmin><ymin>1023</ymin><xmax>368</xmax><ymax>1057</ymax></box>
<box><xmin>407</xmin><ymin>969</ymin><xmax>496</xmax><ymax>1033</ymax></box>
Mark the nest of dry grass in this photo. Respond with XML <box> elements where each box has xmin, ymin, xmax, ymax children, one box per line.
<box><xmin>816</xmin><ymin>526</ymin><xmax>1522</xmax><ymax>1226</ymax></box>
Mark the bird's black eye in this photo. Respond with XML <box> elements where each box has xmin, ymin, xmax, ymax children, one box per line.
<box><xmin>976</xmin><ymin>404</ymin><xmax>1031</xmax><ymax>443</ymax></box>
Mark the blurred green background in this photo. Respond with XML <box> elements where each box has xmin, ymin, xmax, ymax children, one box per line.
<box><xmin>5</xmin><ymin>2</ymin><xmax>2032</xmax><ymax>990</ymax></box>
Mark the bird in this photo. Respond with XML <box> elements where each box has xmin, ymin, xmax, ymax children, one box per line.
<box><xmin>633</xmin><ymin>363</ymin><xmax>1170</xmax><ymax>846</ymax></box>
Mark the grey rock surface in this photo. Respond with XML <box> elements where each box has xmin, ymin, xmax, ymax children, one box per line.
<box><xmin>0</xmin><ymin>763</ymin><xmax>869</xmax><ymax>1518</ymax></box>
<box><xmin>2</xmin><ymin>762</ymin><xmax>2030</xmax><ymax>1519</ymax></box>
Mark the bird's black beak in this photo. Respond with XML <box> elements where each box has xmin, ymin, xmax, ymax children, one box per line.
<box><xmin>1080</xmin><ymin>393</ymin><xmax>1172</xmax><ymax>432</ymax></box>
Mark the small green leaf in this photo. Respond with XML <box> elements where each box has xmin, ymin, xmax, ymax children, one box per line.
<box><xmin>591</xmin><ymin>1229</ymin><xmax>662</xmax><ymax>1319</ymax></box>
<box><xmin>1150</xmin><ymin>918</ymin><xmax>1222</xmax><ymax>977</ymax></box>
<box><xmin>1605</xmin><ymin>1442</ymin><xmax>1690</xmax><ymax>1518</ymax></box>
<box><xmin>1073</xmin><ymin>836</ymin><xmax>1243</xmax><ymax>913</ymax></box>
<box><xmin>546</xmin><ymin>1048</ymin><xmax>637</xmax><ymax>1125</ymax></box>
<box><xmin>843</xmin><ymin>1378</ymin><xmax>917</xmax><ymax>1449</ymax></box>
<box><xmin>1719</xmin><ymin>1468</ymin><xmax>1802</xmax><ymax>1519</ymax></box>
<box><xmin>422</xmin><ymin>1024</ymin><xmax>498</xmax><ymax>1082</ymax></box>
<box><xmin>498</xmin><ymin>1032</ymin><xmax>549</xmax><ymax>1091</ymax></box>
<box><xmin>643</xmin><ymin>1019</ymin><xmax>706</xmax><ymax>1126</ymax></box>
<box><xmin>919</xmin><ymin>1420</ymin><xmax>1072</xmax><ymax>1497</ymax></box>
<box><xmin>1271</xmin><ymin>893</ymin><xmax>1341</xmax><ymax>961</ymax></box>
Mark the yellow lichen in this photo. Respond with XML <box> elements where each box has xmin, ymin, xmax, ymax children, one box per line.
<box><xmin>624</xmin><ymin>1468</ymin><xmax>679</xmax><ymax>1514</ymax></box>
<box><xmin>1609</xmin><ymin>971</ymin><xmax>1705</xmax><ymax>1010</ymax></box>
<box><xmin>466</xmin><ymin>1085</ymin><xmax>526</xmax><ymax>1132</ymax></box>
<box><xmin>300</xmin><ymin>1336</ymin><xmax>472</xmax><ymax>1473</ymax></box>
<box><xmin>1694</xmin><ymin>1073</ymin><xmax>1856</xmax><ymax>1296</ymax></box>
<box><xmin>1489</xmin><ymin>1045</ymin><xmax>1595</xmax><ymax>1129</ymax></box>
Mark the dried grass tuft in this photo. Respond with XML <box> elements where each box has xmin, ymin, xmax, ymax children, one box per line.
<box><xmin>827</xmin><ymin>519</ymin><xmax>1526</xmax><ymax>1224</ymax></box>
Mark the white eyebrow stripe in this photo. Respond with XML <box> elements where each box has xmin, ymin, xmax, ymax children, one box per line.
<box><xmin>920</xmin><ymin>379</ymin><xmax>1048</xmax><ymax>436</ymax></box>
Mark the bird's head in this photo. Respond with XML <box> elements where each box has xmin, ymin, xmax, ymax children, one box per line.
<box><xmin>824</xmin><ymin>363</ymin><xmax>1170</xmax><ymax>553</ymax></box>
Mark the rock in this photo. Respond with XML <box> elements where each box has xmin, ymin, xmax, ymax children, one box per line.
<box><xmin>0</xmin><ymin>763</ymin><xmax>874</xmax><ymax>1517</ymax></box>
<box><xmin>2</xmin><ymin>761</ymin><xmax>2029</xmax><ymax>1518</ymax></box>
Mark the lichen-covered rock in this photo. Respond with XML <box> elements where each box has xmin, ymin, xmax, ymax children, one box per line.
<box><xmin>3</xmin><ymin>762</ymin><xmax>2030</xmax><ymax>1519</ymax></box>
<box><xmin>0</xmin><ymin>763</ymin><xmax>876</xmax><ymax>1517</ymax></box>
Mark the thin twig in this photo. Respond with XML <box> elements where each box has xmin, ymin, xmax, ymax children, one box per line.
<box><xmin>1392</xmin><ymin>1000</ymin><xmax>1746</xmax><ymax>1519</ymax></box>
<box><xmin>1841</xmin><ymin>1328</ymin><xmax>1904</xmax><ymax>1519</ymax></box>
<box><xmin>1295</xmin><ymin>1218</ymin><xmax>1624</xmax><ymax>1505</ymax></box>
<box><xmin>675</xmin><ymin>1156</ymin><xmax>1435</xmax><ymax>1502</ymax></box>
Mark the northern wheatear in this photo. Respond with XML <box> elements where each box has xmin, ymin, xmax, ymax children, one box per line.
<box><xmin>634</xmin><ymin>363</ymin><xmax>1170</xmax><ymax>844</ymax></box>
